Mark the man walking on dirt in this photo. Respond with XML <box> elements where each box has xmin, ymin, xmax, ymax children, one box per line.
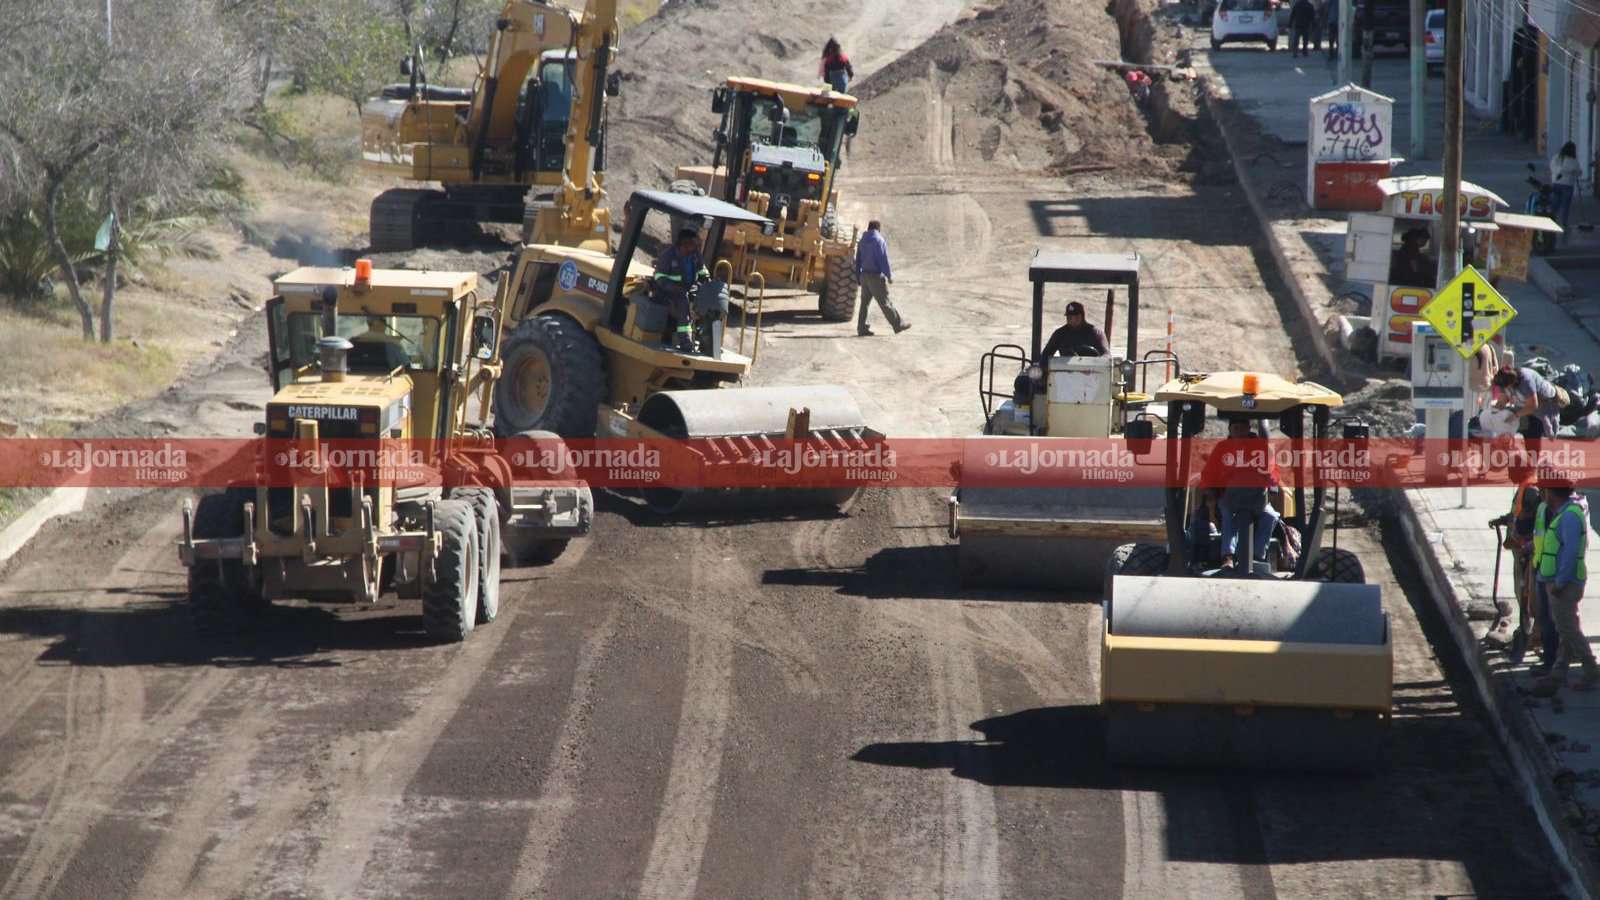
<box><xmin>1531</xmin><ymin>481</ymin><xmax>1598</xmax><ymax>696</ymax></box>
<box><xmin>855</xmin><ymin>220</ymin><xmax>911</xmax><ymax>336</ymax></box>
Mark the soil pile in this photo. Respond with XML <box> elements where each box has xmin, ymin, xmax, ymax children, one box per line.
<box><xmin>846</xmin><ymin>0</ymin><xmax>1190</xmax><ymax>175</ymax></box>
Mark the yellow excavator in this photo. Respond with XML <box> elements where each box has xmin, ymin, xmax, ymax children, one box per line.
<box><xmin>489</xmin><ymin>188</ymin><xmax>879</xmax><ymax>514</ymax></box>
<box><xmin>360</xmin><ymin>0</ymin><xmax>618</xmax><ymax>251</ymax></box>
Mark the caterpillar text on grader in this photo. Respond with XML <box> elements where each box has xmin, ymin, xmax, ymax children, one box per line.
<box><xmin>671</xmin><ymin>77</ymin><xmax>862</xmax><ymax>322</ymax></box>
<box><xmin>948</xmin><ymin>251</ymin><xmax>1176</xmax><ymax>590</ymax></box>
<box><xmin>489</xmin><ymin>188</ymin><xmax>880</xmax><ymax>514</ymax></box>
<box><xmin>360</xmin><ymin>0</ymin><xmax>620</xmax><ymax>251</ymax></box>
<box><xmin>1100</xmin><ymin>372</ymin><xmax>1391</xmax><ymax>771</ymax></box>
<box><xmin>178</xmin><ymin>263</ymin><xmax>592</xmax><ymax>642</ymax></box>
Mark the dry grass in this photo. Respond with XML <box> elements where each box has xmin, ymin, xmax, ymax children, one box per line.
<box><xmin>0</xmin><ymin>301</ymin><xmax>180</xmax><ymax>434</ymax></box>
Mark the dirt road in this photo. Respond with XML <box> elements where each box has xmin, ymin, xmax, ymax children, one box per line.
<box><xmin>0</xmin><ymin>0</ymin><xmax>1569</xmax><ymax>897</ymax></box>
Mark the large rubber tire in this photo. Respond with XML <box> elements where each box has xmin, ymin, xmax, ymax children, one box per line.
<box><xmin>1104</xmin><ymin>542</ymin><xmax>1170</xmax><ymax>605</ymax></box>
<box><xmin>1308</xmin><ymin>546</ymin><xmax>1365</xmax><ymax>584</ymax></box>
<box><xmin>188</xmin><ymin>488</ymin><xmax>266</xmax><ymax>635</ymax></box>
<box><xmin>818</xmin><ymin>253</ymin><xmax>858</xmax><ymax>322</ymax></box>
<box><xmin>820</xmin><ymin>207</ymin><xmax>840</xmax><ymax>240</ymax></box>
<box><xmin>492</xmin><ymin>313</ymin><xmax>605</xmax><ymax>438</ymax></box>
<box><xmin>456</xmin><ymin>488</ymin><xmax>502</xmax><ymax>625</ymax></box>
<box><xmin>422</xmin><ymin>500</ymin><xmax>480</xmax><ymax>642</ymax></box>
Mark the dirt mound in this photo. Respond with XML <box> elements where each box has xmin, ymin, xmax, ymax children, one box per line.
<box><xmin>847</xmin><ymin>0</ymin><xmax>1187</xmax><ymax>175</ymax></box>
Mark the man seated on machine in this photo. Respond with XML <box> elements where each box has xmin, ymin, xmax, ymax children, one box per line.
<box><xmin>348</xmin><ymin>316</ymin><xmax>411</xmax><ymax>372</ymax></box>
<box><xmin>1039</xmin><ymin>300</ymin><xmax>1108</xmax><ymax>359</ymax></box>
<box><xmin>652</xmin><ymin>228</ymin><xmax>709</xmax><ymax>352</ymax></box>
<box><xmin>1200</xmin><ymin>416</ymin><xmax>1282</xmax><ymax>571</ymax></box>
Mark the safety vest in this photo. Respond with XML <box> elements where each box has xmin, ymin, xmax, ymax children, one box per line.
<box><xmin>1536</xmin><ymin>501</ymin><xmax>1588</xmax><ymax>581</ymax></box>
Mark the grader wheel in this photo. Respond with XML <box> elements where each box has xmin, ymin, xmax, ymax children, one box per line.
<box><xmin>818</xmin><ymin>253</ymin><xmax>858</xmax><ymax>322</ymax></box>
<box><xmin>422</xmin><ymin>500</ymin><xmax>481</xmax><ymax>643</ymax></box>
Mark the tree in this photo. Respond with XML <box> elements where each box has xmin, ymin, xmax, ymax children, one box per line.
<box><xmin>0</xmin><ymin>0</ymin><xmax>249</xmax><ymax>341</ymax></box>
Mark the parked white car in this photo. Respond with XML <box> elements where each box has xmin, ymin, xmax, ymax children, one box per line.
<box><xmin>1424</xmin><ymin>9</ymin><xmax>1444</xmax><ymax>68</ymax></box>
<box><xmin>1211</xmin><ymin>0</ymin><xmax>1279</xmax><ymax>52</ymax></box>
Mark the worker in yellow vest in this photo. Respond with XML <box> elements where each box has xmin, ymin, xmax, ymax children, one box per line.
<box><xmin>1532</xmin><ymin>481</ymin><xmax>1598</xmax><ymax>697</ymax></box>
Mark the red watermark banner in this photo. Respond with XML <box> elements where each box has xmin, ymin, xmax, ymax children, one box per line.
<box><xmin>1</xmin><ymin>437</ymin><xmax>1594</xmax><ymax>490</ymax></box>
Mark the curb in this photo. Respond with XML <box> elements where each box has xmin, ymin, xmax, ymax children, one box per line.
<box><xmin>1195</xmin><ymin>67</ymin><xmax>1598</xmax><ymax>900</ymax></box>
<box><xmin>1395</xmin><ymin>493</ymin><xmax>1596</xmax><ymax>899</ymax></box>
<box><xmin>0</xmin><ymin>487</ymin><xmax>88</xmax><ymax>569</ymax></box>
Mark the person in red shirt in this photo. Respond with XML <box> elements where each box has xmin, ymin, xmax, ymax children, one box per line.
<box><xmin>1200</xmin><ymin>417</ymin><xmax>1281</xmax><ymax>570</ymax></box>
<box><xmin>821</xmin><ymin>37</ymin><xmax>854</xmax><ymax>93</ymax></box>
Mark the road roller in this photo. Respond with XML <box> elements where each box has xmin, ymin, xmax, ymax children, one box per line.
<box><xmin>490</xmin><ymin>189</ymin><xmax>879</xmax><ymax>513</ymax></box>
<box><xmin>1101</xmin><ymin>372</ymin><xmax>1391</xmax><ymax>771</ymax></box>
<box><xmin>948</xmin><ymin>251</ymin><xmax>1178</xmax><ymax>590</ymax></box>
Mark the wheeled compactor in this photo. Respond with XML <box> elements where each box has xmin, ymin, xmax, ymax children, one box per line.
<box><xmin>948</xmin><ymin>251</ymin><xmax>1175</xmax><ymax>590</ymax></box>
<box><xmin>489</xmin><ymin>189</ymin><xmax>880</xmax><ymax>514</ymax></box>
<box><xmin>1100</xmin><ymin>372</ymin><xmax>1392</xmax><ymax>771</ymax></box>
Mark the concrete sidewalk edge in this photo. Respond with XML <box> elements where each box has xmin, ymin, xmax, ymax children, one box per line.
<box><xmin>1195</xmin><ymin>69</ymin><xmax>1598</xmax><ymax>900</ymax></box>
<box><xmin>0</xmin><ymin>486</ymin><xmax>88</xmax><ymax>569</ymax></box>
<box><xmin>1397</xmin><ymin>494</ymin><xmax>1597</xmax><ymax>900</ymax></box>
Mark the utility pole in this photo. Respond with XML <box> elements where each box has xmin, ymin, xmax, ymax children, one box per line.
<box><xmin>1409</xmin><ymin>0</ymin><xmax>1426</xmax><ymax>158</ymax></box>
<box><xmin>1440</xmin><ymin>0</ymin><xmax>1465</xmax><ymax>283</ymax></box>
<box><xmin>1338</xmin><ymin>0</ymin><xmax>1354</xmax><ymax>84</ymax></box>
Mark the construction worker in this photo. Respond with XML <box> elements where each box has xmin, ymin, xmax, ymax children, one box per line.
<box><xmin>1486</xmin><ymin>466</ymin><xmax>1542</xmax><ymax>658</ymax></box>
<box><xmin>653</xmin><ymin>228</ymin><xmax>708</xmax><ymax>352</ymax></box>
<box><xmin>1201</xmin><ymin>417</ymin><xmax>1281</xmax><ymax>571</ymax></box>
<box><xmin>855</xmin><ymin>220</ymin><xmax>911</xmax><ymax>336</ymax></box>
<box><xmin>820</xmin><ymin>37</ymin><xmax>854</xmax><ymax>93</ymax></box>
<box><xmin>1493</xmin><ymin>365</ymin><xmax>1567</xmax><ymax>441</ymax></box>
<box><xmin>349</xmin><ymin>316</ymin><xmax>410</xmax><ymax>371</ymax></box>
<box><xmin>1531</xmin><ymin>480</ymin><xmax>1597</xmax><ymax>696</ymax></box>
<box><xmin>1040</xmin><ymin>300</ymin><xmax>1108</xmax><ymax>358</ymax></box>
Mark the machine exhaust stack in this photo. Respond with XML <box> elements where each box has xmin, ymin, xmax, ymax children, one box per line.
<box><xmin>318</xmin><ymin>285</ymin><xmax>350</xmax><ymax>383</ymax></box>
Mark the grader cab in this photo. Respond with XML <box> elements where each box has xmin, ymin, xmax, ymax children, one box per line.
<box><xmin>672</xmin><ymin>77</ymin><xmax>862</xmax><ymax>321</ymax></box>
<box><xmin>178</xmin><ymin>263</ymin><xmax>592</xmax><ymax>642</ymax></box>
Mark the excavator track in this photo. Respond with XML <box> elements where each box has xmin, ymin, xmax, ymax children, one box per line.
<box><xmin>369</xmin><ymin>188</ymin><xmax>440</xmax><ymax>252</ymax></box>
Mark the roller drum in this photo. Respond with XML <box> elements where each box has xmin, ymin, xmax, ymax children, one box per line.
<box><xmin>636</xmin><ymin>385</ymin><xmax>876</xmax><ymax>515</ymax></box>
<box><xmin>1107</xmin><ymin>576</ymin><xmax>1385</xmax><ymax>646</ymax></box>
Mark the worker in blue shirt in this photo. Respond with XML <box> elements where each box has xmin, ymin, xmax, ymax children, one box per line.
<box><xmin>653</xmin><ymin>229</ymin><xmax>708</xmax><ymax>351</ymax></box>
<box><xmin>854</xmin><ymin>220</ymin><xmax>911</xmax><ymax>337</ymax></box>
<box><xmin>1532</xmin><ymin>482</ymin><xmax>1598</xmax><ymax>696</ymax></box>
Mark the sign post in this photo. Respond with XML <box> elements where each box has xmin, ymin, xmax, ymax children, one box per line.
<box><xmin>1420</xmin><ymin>267</ymin><xmax>1517</xmax><ymax>504</ymax></box>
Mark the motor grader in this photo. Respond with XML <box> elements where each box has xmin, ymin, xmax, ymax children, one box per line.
<box><xmin>948</xmin><ymin>251</ymin><xmax>1176</xmax><ymax>590</ymax></box>
<box><xmin>360</xmin><ymin>0</ymin><xmax>620</xmax><ymax>251</ymax></box>
<box><xmin>671</xmin><ymin>77</ymin><xmax>862</xmax><ymax>322</ymax></box>
<box><xmin>178</xmin><ymin>263</ymin><xmax>592</xmax><ymax>641</ymax></box>
<box><xmin>489</xmin><ymin>188</ymin><xmax>880</xmax><ymax>514</ymax></box>
<box><xmin>1100</xmin><ymin>372</ymin><xmax>1391</xmax><ymax>771</ymax></box>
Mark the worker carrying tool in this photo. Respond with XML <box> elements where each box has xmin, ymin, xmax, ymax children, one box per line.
<box><xmin>1485</xmin><ymin>466</ymin><xmax>1543</xmax><ymax>660</ymax></box>
<box><xmin>1531</xmin><ymin>478</ymin><xmax>1598</xmax><ymax>697</ymax></box>
<box><xmin>1040</xmin><ymin>300</ymin><xmax>1109</xmax><ymax>358</ymax></box>
<box><xmin>653</xmin><ymin>228</ymin><xmax>710</xmax><ymax>352</ymax></box>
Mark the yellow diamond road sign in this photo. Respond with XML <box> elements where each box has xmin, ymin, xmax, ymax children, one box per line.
<box><xmin>1419</xmin><ymin>266</ymin><xmax>1517</xmax><ymax>359</ymax></box>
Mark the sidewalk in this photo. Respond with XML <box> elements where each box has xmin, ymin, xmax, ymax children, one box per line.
<box><xmin>1195</xmin><ymin>39</ymin><xmax>1600</xmax><ymax>890</ymax></box>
